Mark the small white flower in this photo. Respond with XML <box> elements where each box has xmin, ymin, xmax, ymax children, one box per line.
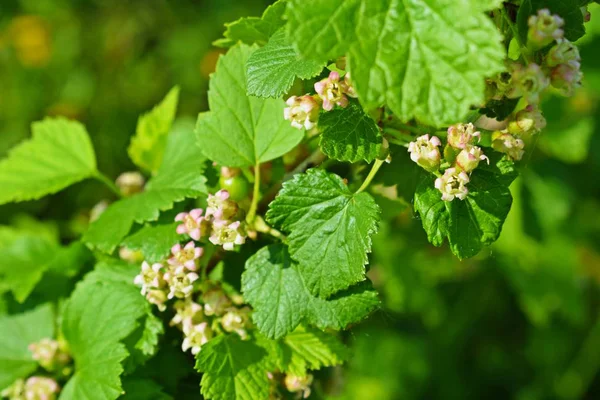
<box><xmin>175</xmin><ymin>208</ymin><xmax>211</xmax><ymax>241</ymax></box>
<box><xmin>508</xmin><ymin>105</ymin><xmax>547</xmax><ymax>135</ymax></box>
<box><xmin>528</xmin><ymin>9</ymin><xmax>564</xmax><ymax>49</ymax></box>
<box><xmin>209</xmin><ymin>220</ymin><xmax>246</xmax><ymax>251</ymax></box>
<box><xmin>435</xmin><ymin>168</ymin><xmax>470</xmax><ymax>202</ymax></box>
<box><xmin>492</xmin><ymin>132</ymin><xmax>526</xmax><ymax>161</ymax></box>
<box><xmin>182</xmin><ymin>322</ymin><xmax>213</xmax><ymax>355</ymax></box>
<box><xmin>221</xmin><ymin>307</ymin><xmax>251</xmax><ymax>340</ymax></box>
<box><xmin>170</xmin><ymin>299</ymin><xmax>204</xmax><ymax>329</ymax></box>
<box><xmin>206</xmin><ymin>190</ymin><xmax>238</xmax><ymax>221</ymax></box>
<box><xmin>24</xmin><ymin>376</ymin><xmax>59</xmax><ymax>400</ymax></box>
<box><xmin>164</xmin><ymin>268</ymin><xmax>199</xmax><ymax>299</ymax></box>
<box><xmin>314</xmin><ymin>71</ymin><xmax>350</xmax><ymax>111</ymax></box>
<box><xmin>284</xmin><ymin>374</ymin><xmax>314</xmax><ymax>399</ymax></box>
<box><xmin>284</xmin><ymin>95</ymin><xmax>320</xmax><ymax>130</ymax></box>
<box><xmin>447</xmin><ymin>123</ymin><xmax>480</xmax><ymax>150</ymax></box>
<box><xmin>546</xmin><ymin>39</ymin><xmax>580</xmax><ymax>67</ymax></box>
<box><xmin>456</xmin><ymin>146</ymin><xmax>489</xmax><ymax>173</ymax></box>
<box><xmin>28</xmin><ymin>338</ymin><xmax>70</xmax><ymax>372</ymax></box>
<box><xmin>407</xmin><ymin>134</ymin><xmax>442</xmax><ymax>172</ymax></box>
<box><xmin>133</xmin><ymin>261</ymin><xmax>165</xmax><ymax>295</ymax></box>
<box><xmin>507</xmin><ymin>63</ymin><xmax>550</xmax><ymax>104</ymax></box>
<box><xmin>145</xmin><ymin>289</ymin><xmax>168</xmax><ymax>311</ymax></box>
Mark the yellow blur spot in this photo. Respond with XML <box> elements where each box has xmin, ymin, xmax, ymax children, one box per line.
<box><xmin>200</xmin><ymin>49</ymin><xmax>225</xmax><ymax>78</ymax></box>
<box><xmin>8</xmin><ymin>15</ymin><xmax>52</xmax><ymax>67</ymax></box>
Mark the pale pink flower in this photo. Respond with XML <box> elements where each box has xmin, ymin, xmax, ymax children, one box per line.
<box><xmin>456</xmin><ymin>146</ymin><xmax>489</xmax><ymax>173</ymax></box>
<box><xmin>168</xmin><ymin>241</ymin><xmax>203</xmax><ymax>271</ymax></box>
<box><xmin>314</xmin><ymin>71</ymin><xmax>349</xmax><ymax>111</ymax></box>
<box><xmin>407</xmin><ymin>134</ymin><xmax>441</xmax><ymax>172</ymax></box>
<box><xmin>209</xmin><ymin>220</ymin><xmax>246</xmax><ymax>251</ymax></box>
<box><xmin>206</xmin><ymin>189</ymin><xmax>238</xmax><ymax>221</ymax></box>
<box><xmin>175</xmin><ymin>208</ymin><xmax>210</xmax><ymax>240</ymax></box>
<box><xmin>447</xmin><ymin>123</ymin><xmax>481</xmax><ymax>150</ymax></box>
<box><xmin>435</xmin><ymin>168</ymin><xmax>470</xmax><ymax>202</ymax></box>
<box><xmin>284</xmin><ymin>95</ymin><xmax>320</xmax><ymax>130</ymax></box>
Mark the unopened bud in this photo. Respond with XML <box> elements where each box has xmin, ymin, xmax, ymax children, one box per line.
<box><xmin>507</xmin><ymin>105</ymin><xmax>547</xmax><ymax>134</ymax></box>
<box><xmin>284</xmin><ymin>374</ymin><xmax>314</xmax><ymax>398</ymax></box>
<box><xmin>546</xmin><ymin>39</ymin><xmax>580</xmax><ymax>67</ymax></box>
<box><xmin>202</xmin><ymin>288</ymin><xmax>231</xmax><ymax>316</ymax></box>
<box><xmin>550</xmin><ymin>60</ymin><xmax>583</xmax><ymax>97</ymax></box>
<box><xmin>115</xmin><ymin>172</ymin><xmax>145</xmax><ymax>196</ymax></box>
<box><xmin>221</xmin><ymin>307</ymin><xmax>251</xmax><ymax>340</ymax></box>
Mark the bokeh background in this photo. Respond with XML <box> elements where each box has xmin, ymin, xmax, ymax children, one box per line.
<box><xmin>1</xmin><ymin>1</ymin><xmax>600</xmax><ymax>399</ymax></box>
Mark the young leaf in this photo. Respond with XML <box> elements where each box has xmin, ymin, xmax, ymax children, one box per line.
<box><xmin>83</xmin><ymin>126</ymin><xmax>206</xmax><ymax>253</ymax></box>
<box><xmin>121</xmin><ymin>222</ymin><xmax>185</xmax><ymax>263</ymax></box>
<box><xmin>195</xmin><ymin>335</ymin><xmax>269</xmax><ymax>400</ymax></box>
<box><xmin>318</xmin><ymin>99</ymin><xmax>382</xmax><ymax>163</ymax></box>
<box><xmin>286</xmin><ymin>0</ymin><xmax>505</xmax><ymax>127</ymax></box>
<box><xmin>0</xmin><ymin>304</ymin><xmax>54</xmax><ymax>390</ymax></box>
<box><xmin>283</xmin><ymin>326</ymin><xmax>348</xmax><ymax>376</ymax></box>
<box><xmin>196</xmin><ymin>44</ymin><xmax>303</xmax><ymax>167</ymax></box>
<box><xmin>0</xmin><ymin>118</ymin><xmax>97</xmax><ymax>205</ymax></box>
<box><xmin>60</xmin><ymin>281</ymin><xmax>148</xmax><ymax>400</ymax></box>
<box><xmin>414</xmin><ymin>153</ymin><xmax>518</xmax><ymax>259</ymax></box>
<box><xmin>242</xmin><ymin>244</ymin><xmax>380</xmax><ymax>339</ymax></box>
<box><xmin>213</xmin><ymin>0</ymin><xmax>288</xmax><ymax>48</ymax></box>
<box><xmin>517</xmin><ymin>0</ymin><xmax>586</xmax><ymax>43</ymax></box>
<box><xmin>246</xmin><ymin>28</ymin><xmax>325</xmax><ymax>98</ymax></box>
<box><xmin>266</xmin><ymin>169</ymin><xmax>380</xmax><ymax>298</ymax></box>
<box><xmin>128</xmin><ymin>87</ymin><xmax>180</xmax><ymax>173</ymax></box>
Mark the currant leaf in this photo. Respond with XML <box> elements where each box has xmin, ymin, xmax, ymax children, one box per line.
<box><xmin>121</xmin><ymin>222</ymin><xmax>185</xmax><ymax>263</ymax></box>
<box><xmin>83</xmin><ymin>125</ymin><xmax>206</xmax><ymax>253</ymax></box>
<box><xmin>318</xmin><ymin>99</ymin><xmax>382</xmax><ymax>163</ymax></box>
<box><xmin>0</xmin><ymin>304</ymin><xmax>54</xmax><ymax>390</ymax></box>
<box><xmin>213</xmin><ymin>0</ymin><xmax>288</xmax><ymax>48</ymax></box>
<box><xmin>283</xmin><ymin>326</ymin><xmax>348</xmax><ymax>376</ymax></box>
<box><xmin>121</xmin><ymin>379</ymin><xmax>173</xmax><ymax>400</ymax></box>
<box><xmin>0</xmin><ymin>118</ymin><xmax>97</xmax><ymax>205</ymax></box>
<box><xmin>242</xmin><ymin>244</ymin><xmax>380</xmax><ymax>339</ymax></box>
<box><xmin>266</xmin><ymin>169</ymin><xmax>380</xmax><ymax>298</ymax></box>
<box><xmin>414</xmin><ymin>153</ymin><xmax>518</xmax><ymax>259</ymax></box>
<box><xmin>60</xmin><ymin>280</ymin><xmax>148</xmax><ymax>400</ymax></box>
<box><xmin>246</xmin><ymin>28</ymin><xmax>325</xmax><ymax>98</ymax></box>
<box><xmin>128</xmin><ymin>87</ymin><xmax>179</xmax><ymax>174</ymax></box>
<box><xmin>194</xmin><ymin>335</ymin><xmax>269</xmax><ymax>400</ymax></box>
<box><xmin>196</xmin><ymin>44</ymin><xmax>303</xmax><ymax>167</ymax></box>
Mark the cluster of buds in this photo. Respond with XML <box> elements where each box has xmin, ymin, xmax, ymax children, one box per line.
<box><xmin>176</xmin><ymin>190</ymin><xmax>246</xmax><ymax>251</ymax></box>
<box><xmin>408</xmin><ymin>124</ymin><xmax>489</xmax><ymax>202</ymax></box>
<box><xmin>28</xmin><ymin>339</ymin><xmax>70</xmax><ymax>374</ymax></box>
<box><xmin>1</xmin><ymin>377</ymin><xmax>60</xmax><ymax>400</ymax></box>
<box><xmin>283</xmin><ymin>69</ymin><xmax>357</xmax><ymax>130</ymax></box>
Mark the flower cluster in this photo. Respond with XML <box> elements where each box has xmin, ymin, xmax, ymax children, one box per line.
<box><xmin>283</xmin><ymin>69</ymin><xmax>357</xmax><ymax>130</ymax></box>
<box><xmin>1</xmin><ymin>377</ymin><xmax>60</xmax><ymax>400</ymax></box>
<box><xmin>28</xmin><ymin>339</ymin><xmax>70</xmax><ymax>374</ymax></box>
<box><xmin>408</xmin><ymin>123</ymin><xmax>489</xmax><ymax>202</ymax></box>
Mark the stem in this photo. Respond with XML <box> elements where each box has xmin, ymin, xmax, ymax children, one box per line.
<box><xmin>94</xmin><ymin>172</ymin><xmax>123</xmax><ymax>198</ymax></box>
<box><xmin>253</xmin><ymin>216</ymin><xmax>286</xmax><ymax>240</ymax></box>
<box><xmin>246</xmin><ymin>163</ymin><xmax>261</xmax><ymax>223</ymax></box>
<box><xmin>356</xmin><ymin>159</ymin><xmax>384</xmax><ymax>194</ymax></box>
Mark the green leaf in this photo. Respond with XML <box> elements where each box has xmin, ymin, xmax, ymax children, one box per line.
<box><xmin>60</xmin><ymin>281</ymin><xmax>148</xmax><ymax>400</ymax></box>
<box><xmin>246</xmin><ymin>28</ymin><xmax>325</xmax><ymax>98</ymax></box>
<box><xmin>196</xmin><ymin>44</ymin><xmax>303</xmax><ymax>167</ymax></box>
<box><xmin>128</xmin><ymin>87</ymin><xmax>180</xmax><ymax>173</ymax></box>
<box><xmin>0</xmin><ymin>304</ymin><xmax>54</xmax><ymax>390</ymax></box>
<box><xmin>0</xmin><ymin>117</ymin><xmax>97</xmax><ymax>205</ymax></box>
<box><xmin>480</xmin><ymin>98</ymin><xmax>521</xmax><ymax>121</ymax></box>
<box><xmin>242</xmin><ymin>244</ymin><xmax>380</xmax><ymax>339</ymax></box>
<box><xmin>195</xmin><ymin>335</ymin><xmax>269</xmax><ymax>400</ymax></box>
<box><xmin>414</xmin><ymin>153</ymin><xmax>518</xmax><ymax>259</ymax></box>
<box><xmin>266</xmin><ymin>169</ymin><xmax>380</xmax><ymax>298</ymax></box>
<box><xmin>122</xmin><ymin>311</ymin><xmax>164</xmax><ymax>374</ymax></box>
<box><xmin>283</xmin><ymin>326</ymin><xmax>347</xmax><ymax>376</ymax></box>
<box><xmin>517</xmin><ymin>0</ymin><xmax>586</xmax><ymax>43</ymax></box>
<box><xmin>286</xmin><ymin>0</ymin><xmax>505</xmax><ymax>127</ymax></box>
<box><xmin>318</xmin><ymin>99</ymin><xmax>382</xmax><ymax>163</ymax></box>
<box><xmin>122</xmin><ymin>222</ymin><xmax>184</xmax><ymax>263</ymax></box>
<box><xmin>84</xmin><ymin>125</ymin><xmax>207</xmax><ymax>253</ymax></box>
<box><xmin>213</xmin><ymin>0</ymin><xmax>288</xmax><ymax>48</ymax></box>
<box><xmin>120</xmin><ymin>379</ymin><xmax>172</xmax><ymax>400</ymax></box>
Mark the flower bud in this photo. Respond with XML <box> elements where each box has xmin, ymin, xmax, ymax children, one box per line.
<box><xmin>24</xmin><ymin>376</ymin><xmax>59</xmax><ymax>400</ymax></box>
<box><xmin>314</xmin><ymin>71</ymin><xmax>349</xmax><ymax>111</ymax></box>
<box><xmin>407</xmin><ymin>134</ymin><xmax>442</xmax><ymax>172</ymax></box>
<box><xmin>550</xmin><ymin>60</ymin><xmax>583</xmax><ymax>97</ymax></box>
<box><xmin>202</xmin><ymin>288</ymin><xmax>232</xmax><ymax>316</ymax></box>
<box><xmin>546</xmin><ymin>39</ymin><xmax>580</xmax><ymax>67</ymax></box>
<box><xmin>492</xmin><ymin>132</ymin><xmax>526</xmax><ymax>161</ymax></box>
<box><xmin>506</xmin><ymin>63</ymin><xmax>549</xmax><ymax>104</ymax></box>
<box><xmin>221</xmin><ymin>307</ymin><xmax>252</xmax><ymax>340</ymax></box>
<box><xmin>434</xmin><ymin>168</ymin><xmax>470</xmax><ymax>202</ymax></box>
<box><xmin>209</xmin><ymin>220</ymin><xmax>246</xmax><ymax>251</ymax></box>
<box><xmin>284</xmin><ymin>95</ymin><xmax>321</xmax><ymax>130</ymax></box>
<box><xmin>118</xmin><ymin>247</ymin><xmax>144</xmax><ymax>264</ymax></box>
<box><xmin>456</xmin><ymin>146</ymin><xmax>489</xmax><ymax>173</ymax></box>
<box><xmin>285</xmin><ymin>374</ymin><xmax>314</xmax><ymax>399</ymax></box>
<box><xmin>527</xmin><ymin>9</ymin><xmax>564</xmax><ymax>49</ymax></box>
<box><xmin>115</xmin><ymin>171</ymin><xmax>145</xmax><ymax>196</ymax></box>
<box><xmin>182</xmin><ymin>322</ymin><xmax>212</xmax><ymax>355</ymax></box>
<box><xmin>447</xmin><ymin>123</ymin><xmax>481</xmax><ymax>150</ymax></box>
<box><xmin>206</xmin><ymin>190</ymin><xmax>239</xmax><ymax>221</ymax></box>
<box><xmin>507</xmin><ymin>105</ymin><xmax>546</xmax><ymax>135</ymax></box>
<box><xmin>167</xmin><ymin>241</ymin><xmax>203</xmax><ymax>271</ymax></box>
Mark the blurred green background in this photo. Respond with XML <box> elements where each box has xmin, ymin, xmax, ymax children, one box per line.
<box><xmin>1</xmin><ymin>1</ymin><xmax>600</xmax><ymax>399</ymax></box>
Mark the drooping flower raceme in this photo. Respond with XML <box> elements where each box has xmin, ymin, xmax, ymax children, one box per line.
<box><xmin>407</xmin><ymin>134</ymin><xmax>442</xmax><ymax>172</ymax></box>
<box><xmin>167</xmin><ymin>241</ymin><xmax>202</xmax><ymax>271</ymax></box>
<box><xmin>447</xmin><ymin>123</ymin><xmax>480</xmax><ymax>150</ymax></box>
<box><xmin>284</xmin><ymin>95</ymin><xmax>320</xmax><ymax>130</ymax></box>
<box><xmin>527</xmin><ymin>9</ymin><xmax>564</xmax><ymax>49</ymax></box>
<box><xmin>456</xmin><ymin>146</ymin><xmax>489</xmax><ymax>173</ymax></box>
<box><xmin>435</xmin><ymin>168</ymin><xmax>470</xmax><ymax>202</ymax></box>
<box><xmin>314</xmin><ymin>71</ymin><xmax>350</xmax><ymax>111</ymax></box>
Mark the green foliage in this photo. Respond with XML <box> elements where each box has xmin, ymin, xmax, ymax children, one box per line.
<box><xmin>286</xmin><ymin>0</ymin><xmax>505</xmax><ymax>126</ymax></box>
<box><xmin>0</xmin><ymin>118</ymin><xmax>97</xmax><ymax>205</ymax></box>
<box><xmin>318</xmin><ymin>99</ymin><xmax>382</xmax><ymax>162</ymax></box>
<box><xmin>121</xmin><ymin>379</ymin><xmax>173</xmax><ymax>400</ymax></box>
<box><xmin>243</xmin><ymin>244</ymin><xmax>379</xmax><ymax>339</ymax></box>
<box><xmin>0</xmin><ymin>304</ymin><xmax>54</xmax><ymax>390</ymax></box>
<box><xmin>282</xmin><ymin>326</ymin><xmax>347</xmax><ymax>375</ymax></box>
<box><xmin>213</xmin><ymin>0</ymin><xmax>288</xmax><ymax>48</ymax></box>
<box><xmin>518</xmin><ymin>0</ymin><xmax>586</xmax><ymax>43</ymax></box>
<box><xmin>246</xmin><ymin>28</ymin><xmax>325</xmax><ymax>98</ymax></box>
<box><xmin>122</xmin><ymin>222</ymin><xmax>185</xmax><ymax>263</ymax></box>
<box><xmin>196</xmin><ymin>44</ymin><xmax>303</xmax><ymax>167</ymax></box>
<box><xmin>414</xmin><ymin>153</ymin><xmax>518</xmax><ymax>259</ymax></box>
<box><xmin>128</xmin><ymin>87</ymin><xmax>180</xmax><ymax>174</ymax></box>
<box><xmin>84</xmin><ymin>126</ymin><xmax>206</xmax><ymax>253</ymax></box>
<box><xmin>60</xmin><ymin>279</ymin><xmax>148</xmax><ymax>400</ymax></box>
<box><xmin>267</xmin><ymin>169</ymin><xmax>380</xmax><ymax>298</ymax></box>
